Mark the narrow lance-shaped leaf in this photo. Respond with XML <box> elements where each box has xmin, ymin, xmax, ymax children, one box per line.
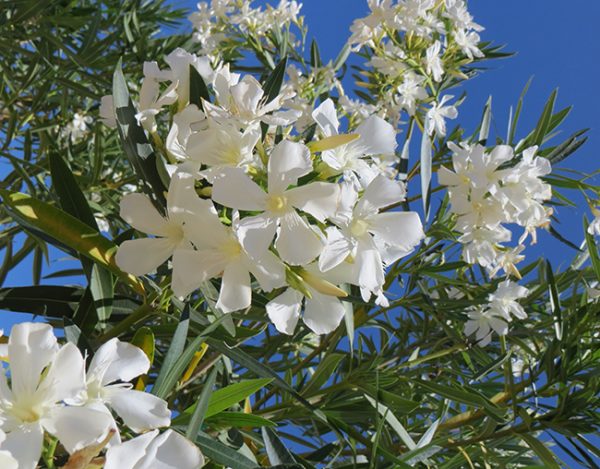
<box><xmin>0</xmin><ymin>189</ymin><xmax>144</xmax><ymax>294</ymax></box>
<box><xmin>112</xmin><ymin>60</ymin><xmax>167</xmax><ymax>208</ymax></box>
<box><xmin>479</xmin><ymin>95</ymin><xmax>492</xmax><ymax>143</ymax></box>
<box><xmin>186</xmin><ymin>364</ymin><xmax>220</xmax><ymax>439</ymax></box>
<box><xmin>420</xmin><ymin>124</ymin><xmax>433</xmax><ymax>220</ymax></box>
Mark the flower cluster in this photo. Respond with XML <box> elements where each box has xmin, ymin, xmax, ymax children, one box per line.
<box><xmin>189</xmin><ymin>0</ymin><xmax>303</xmax><ymax>60</ymax></box>
<box><xmin>60</xmin><ymin>112</ymin><xmax>93</xmax><ymax>143</ymax></box>
<box><xmin>347</xmin><ymin>0</ymin><xmax>483</xmax><ymax>127</ymax></box>
<box><xmin>109</xmin><ymin>48</ymin><xmax>425</xmax><ymax>336</ymax></box>
<box><xmin>464</xmin><ymin>279</ymin><xmax>529</xmax><ymax>346</ymax></box>
<box><xmin>438</xmin><ymin>142</ymin><xmax>553</xmax><ymax>277</ymax></box>
<box><xmin>0</xmin><ymin>323</ymin><xmax>203</xmax><ymax>469</ymax></box>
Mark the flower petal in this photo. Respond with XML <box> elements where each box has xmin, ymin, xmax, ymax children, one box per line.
<box><xmin>104</xmin><ymin>430</ymin><xmax>158</xmax><ymax>469</ymax></box>
<box><xmin>43</xmin><ymin>406</ymin><xmax>114</xmax><ymax>454</ymax></box>
<box><xmin>246</xmin><ymin>250</ymin><xmax>286</xmax><ymax>292</ymax></box>
<box><xmin>115</xmin><ymin>237</ymin><xmax>176</xmax><ymax>276</ymax></box>
<box><xmin>267</xmin><ymin>140</ymin><xmax>312</xmax><ymax>193</ymax></box>
<box><xmin>1</xmin><ymin>424</ymin><xmax>43</xmax><ymax>469</ymax></box>
<box><xmin>354</xmin><ymin>115</ymin><xmax>397</xmax><ymax>156</ymax></box>
<box><xmin>312</xmin><ymin>98</ymin><xmax>339</xmax><ymax>136</ymax></box>
<box><xmin>266</xmin><ymin>289</ymin><xmax>302</xmax><ymax>335</ymax></box>
<box><xmin>40</xmin><ymin>342</ymin><xmax>86</xmax><ymax>403</ymax></box>
<box><xmin>286</xmin><ymin>181</ymin><xmax>340</xmax><ymax>223</ymax></box>
<box><xmin>120</xmin><ymin>193</ymin><xmax>170</xmax><ymax>236</ymax></box>
<box><xmin>275</xmin><ymin>211</ymin><xmax>323</xmax><ymax>265</ymax></box>
<box><xmin>355</xmin><ymin>237</ymin><xmax>385</xmax><ymax>293</ymax></box>
<box><xmin>216</xmin><ymin>261</ymin><xmax>251</xmax><ymax>313</ymax></box>
<box><xmin>369</xmin><ymin>212</ymin><xmax>424</xmax><ymax>250</ymax></box>
<box><xmin>211</xmin><ymin>168</ymin><xmax>267</xmax><ymax>211</ymax></box>
<box><xmin>107</xmin><ymin>389</ymin><xmax>171</xmax><ymax>432</ymax></box>
<box><xmin>236</xmin><ymin>214</ymin><xmax>277</xmax><ymax>260</ymax></box>
<box><xmin>140</xmin><ymin>430</ymin><xmax>205</xmax><ymax>469</ymax></box>
<box><xmin>171</xmin><ymin>248</ymin><xmax>227</xmax><ymax>298</ymax></box>
<box><xmin>356</xmin><ymin>174</ymin><xmax>406</xmax><ymax>214</ymax></box>
<box><xmin>92</xmin><ymin>338</ymin><xmax>151</xmax><ymax>386</ymax></box>
<box><xmin>319</xmin><ymin>227</ymin><xmax>353</xmax><ymax>272</ymax></box>
<box><xmin>303</xmin><ymin>291</ymin><xmax>346</xmax><ymax>335</ymax></box>
<box><xmin>8</xmin><ymin>322</ymin><xmax>58</xmax><ymax>397</ymax></box>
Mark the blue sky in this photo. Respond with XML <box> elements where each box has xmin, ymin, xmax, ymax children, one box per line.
<box><xmin>1</xmin><ymin>1</ymin><xmax>599</xmax><ymax>466</ymax></box>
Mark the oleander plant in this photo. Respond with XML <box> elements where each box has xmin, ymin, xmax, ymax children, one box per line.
<box><xmin>0</xmin><ymin>1</ymin><xmax>599</xmax><ymax>468</ymax></box>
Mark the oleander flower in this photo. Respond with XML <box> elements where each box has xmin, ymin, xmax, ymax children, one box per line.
<box><xmin>0</xmin><ymin>323</ymin><xmax>113</xmax><ymax>469</ymax></box>
<box><xmin>319</xmin><ymin>175</ymin><xmax>424</xmax><ymax>304</ymax></box>
<box><xmin>115</xmin><ymin>172</ymin><xmax>214</xmax><ymax>294</ymax></box>
<box><xmin>211</xmin><ymin>140</ymin><xmax>339</xmax><ymax>265</ymax></box>
<box><xmin>104</xmin><ymin>429</ymin><xmax>204</xmax><ymax>469</ymax></box>
<box><xmin>82</xmin><ymin>338</ymin><xmax>171</xmax><ymax>435</ymax></box>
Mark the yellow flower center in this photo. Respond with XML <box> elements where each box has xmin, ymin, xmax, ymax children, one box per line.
<box><xmin>350</xmin><ymin>219</ymin><xmax>370</xmax><ymax>238</ymax></box>
<box><xmin>220</xmin><ymin>238</ymin><xmax>242</xmax><ymax>260</ymax></box>
<box><xmin>265</xmin><ymin>194</ymin><xmax>288</xmax><ymax>214</ymax></box>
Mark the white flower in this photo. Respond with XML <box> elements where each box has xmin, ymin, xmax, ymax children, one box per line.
<box><xmin>211</xmin><ymin>140</ymin><xmax>340</xmax><ymax>265</ymax></box>
<box><xmin>0</xmin><ymin>323</ymin><xmax>113</xmax><ymax>469</ymax></box>
<box><xmin>136</xmin><ymin>76</ymin><xmax>178</xmax><ymax>133</ymax></box>
<box><xmin>115</xmin><ymin>172</ymin><xmax>212</xmax><ymax>295</ymax></box>
<box><xmin>104</xmin><ymin>429</ymin><xmax>204</xmax><ymax>469</ymax></box>
<box><xmin>206</xmin><ymin>74</ymin><xmax>300</xmax><ymax>127</ymax></box>
<box><xmin>454</xmin><ymin>29</ymin><xmax>484</xmax><ymax>59</ymax></box>
<box><xmin>99</xmin><ymin>95</ymin><xmax>117</xmax><ymax>128</ymax></box>
<box><xmin>396</xmin><ymin>72</ymin><xmax>428</xmax><ymax>116</ymax></box>
<box><xmin>426</xmin><ymin>95</ymin><xmax>458</xmax><ymax>136</ymax></box>
<box><xmin>487</xmin><ymin>280</ymin><xmax>529</xmax><ymax>321</ymax></box>
<box><xmin>588</xmin><ymin>210</ymin><xmax>600</xmax><ymax>236</ymax></box>
<box><xmin>83</xmin><ymin>338</ymin><xmax>171</xmax><ymax>434</ymax></box>
<box><xmin>0</xmin><ymin>431</ymin><xmax>18</xmax><ymax>469</ymax></box>
<box><xmin>61</xmin><ymin>112</ymin><xmax>93</xmax><ymax>143</ymax></box>
<box><xmin>171</xmin><ymin>205</ymin><xmax>286</xmax><ymax>312</ymax></box>
<box><xmin>266</xmin><ymin>264</ymin><xmax>351</xmax><ymax>335</ymax></box>
<box><xmin>319</xmin><ymin>176</ymin><xmax>424</xmax><ymax>304</ymax></box>
<box><xmin>146</xmin><ymin>48</ymin><xmax>215</xmax><ymax>108</ymax></box>
<box><xmin>444</xmin><ymin>0</ymin><xmax>483</xmax><ymax>32</ymax></box>
<box><xmin>312</xmin><ymin>99</ymin><xmax>397</xmax><ymax>187</ymax></box>
<box><xmin>464</xmin><ymin>307</ymin><xmax>508</xmax><ymax>346</ymax></box>
<box><xmin>186</xmin><ymin>117</ymin><xmax>261</xmax><ymax>178</ymax></box>
<box><xmin>425</xmin><ymin>40</ymin><xmax>444</xmax><ymax>82</ymax></box>
<box><xmin>166</xmin><ymin>105</ymin><xmax>207</xmax><ymax>162</ymax></box>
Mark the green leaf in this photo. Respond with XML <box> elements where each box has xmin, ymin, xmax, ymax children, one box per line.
<box><xmin>478</xmin><ymin>95</ymin><xmax>492</xmax><ymax>143</ymax></box>
<box><xmin>420</xmin><ymin>126</ymin><xmax>432</xmax><ymax>219</ymax></box>
<box><xmin>205</xmin><ymin>412</ymin><xmax>275</xmax><ymax>429</ymax></box>
<box><xmin>195</xmin><ymin>431</ymin><xmax>259</xmax><ymax>469</ymax></box>
<box><xmin>546</xmin><ymin>261</ymin><xmax>562</xmax><ymax>340</ymax></box>
<box><xmin>333</xmin><ymin>43</ymin><xmax>350</xmax><ymax>71</ymax></box>
<box><xmin>152</xmin><ymin>316</ymin><xmax>190</xmax><ymax>398</ymax></box>
<box><xmin>520</xmin><ymin>434</ymin><xmax>562</xmax><ymax>468</ymax></box>
<box><xmin>186</xmin><ymin>364</ymin><xmax>220</xmax><ymax>439</ymax></box>
<box><xmin>262</xmin><ymin>56</ymin><xmax>288</xmax><ymax>104</ymax></box>
<box><xmin>0</xmin><ymin>286</ymin><xmax>83</xmax><ymax>317</ymax></box>
<box><xmin>262</xmin><ymin>427</ymin><xmax>297</xmax><ymax>465</ymax></box>
<box><xmin>112</xmin><ymin>61</ymin><xmax>167</xmax><ymax>207</ymax></box>
<box><xmin>532</xmin><ymin>89</ymin><xmax>557</xmax><ymax>146</ymax></box>
<box><xmin>584</xmin><ymin>217</ymin><xmax>600</xmax><ymax>282</ymax></box>
<box><xmin>302</xmin><ymin>353</ymin><xmax>345</xmax><ymax>396</ymax></box>
<box><xmin>189</xmin><ymin>64</ymin><xmax>210</xmax><ymax>110</ymax></box>
<box><xmin>0</xmin><ymin>189</ymin><xmax>144</xmax><ymax>294</ymax></box>
<box><xmin>415</xmin><ymin>380</ymin><xmax>505</xmax><ymax>421</ymax></box>
<box><xmin>310</xmin><ymin>39</ymin><xmax>321</xmax><ymax>68</ymax></box>
<box><xmin>177</xmin><ymin>378</ymin><xmax>274</xmax><ymax>424</ymax></box>
<box><xmin>206</xmin><ymin>378</ymin><xmax>272</xmax><ymax>418</ymax></box>
<box><xmin>49</xmin><ymin>150</ymin><xmax>115</xmax><ymax>323</ymax></box>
